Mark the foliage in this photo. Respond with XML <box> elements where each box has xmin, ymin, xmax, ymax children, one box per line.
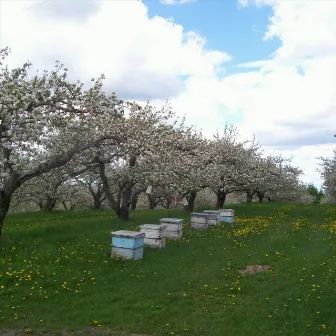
<box><xmin>0</xmin><ymin>47</ymin><xmax>124</xmax><ymax>234</ymax></box>
<box><xmin>307</xmin><ymin>183</ymin><xmax>324</xmax><ymax>204</ymax></box>
<box><xmin>319</xmin><ymin>150</ymin><xmax>336</xmax><ymax>203</ymax></box>
<box><xmin>0</xmin><ymin>47</ymin><xmax>309</xmax><ymax>235</ymax></box>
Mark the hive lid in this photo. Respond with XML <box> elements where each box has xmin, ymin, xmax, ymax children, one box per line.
<box><xmin>111</xmin><ymin>230</ymin><xmax>145</xmax><ymax>238</ymax></box>
<box><xmin>159</xmin><ymin>218</ymin><xmax>183</xmax><ymax>223</ymax></box>
<box><xmin>191</xmin><ymin>212</ymin><xmax>209</xmax><ymax>217</ymax></box>
<box><xmin>203</xmin><ymin>210</ymin><xmax>219</xmax><ymax>213</ymax></box>
<box><xmin>139</xmin><ymin>224</ymin><xmax>167</xmax><ymax>230</ymax></box>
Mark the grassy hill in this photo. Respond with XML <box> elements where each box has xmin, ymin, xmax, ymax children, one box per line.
<box><xmin>0</xmin><ymin>204</ymin><xmax>335</xmax><ymax>335</ymax></box>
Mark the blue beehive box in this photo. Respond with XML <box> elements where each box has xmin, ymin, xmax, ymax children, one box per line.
<box><xmin>218</xmin><ymin>209</ymin><xmax>235</xmax><ymax>223</ymax></box>
<box><xmin>221</xmin><ymin>216</ymin><xmax>235</xmax><ymax>223</ymax></box>
<box><xmin>111</xmin><ymin>230</ymin><xmax>145</xmax><ymax>260</ymax></box>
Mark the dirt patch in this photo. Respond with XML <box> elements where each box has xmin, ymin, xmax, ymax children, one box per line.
<box><xmin>238</xmin><ymin>264</ymin><xmax>271</xmax><ymax>275</ymax></box>
<box><xmin>0</xmin><ymin>330</ymin><xmax>59</xmax><ymax>336</ymax></box>
<box><xmin>76</xmin><ymin>328</ymin><xmax>149</xmax><ymax>335</ymax></box>
<box><xmin>0</xmin><ymin>329</ymin><xmax>149</xmax><ymax>336</ymax></box>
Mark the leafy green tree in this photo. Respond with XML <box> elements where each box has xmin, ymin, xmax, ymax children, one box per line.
<box><xmin>307</xmin><ymin>184</ymin><xmax>324</xmax><ymax>204</ymax></box>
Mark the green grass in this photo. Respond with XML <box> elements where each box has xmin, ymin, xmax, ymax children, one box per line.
<box><xmin>0</xmin><ymin>204</ymin><xmax>335</xmax><ymax>336</ymax></box>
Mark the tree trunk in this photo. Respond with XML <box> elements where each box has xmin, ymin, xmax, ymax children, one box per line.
<box><xmin>257</xmin><ymin>191</ymin><xmax>265</xmax><ymax>203</ymax></box>
<box><xmin>184</xmin><ymin>190</ymin><xmax>197</xmax><ymax>212</ymax></box>
<box><xmin>130</xmin><ymin>195</ymin><xmax>138</xmax><ymax>210</ymax></box>
<box><xmin>246</xmin><ymin>191</ymin><xmax>254</xmax><ymax>203</ymax></box>
<box><xmin>119</xmin><ymin>203</ymin><xmax>129</xmax><ymax>220</ymax></box>
<box><xmin>163</xmin><ymin>198</ymin><xmax>171</xmax><ymax>209</ymax></box>
<box><xmin>92</xmin><ymin>195</ymin><xmax>103</xmax><ymax>210</ymax></box>
<box><xmin>98</xmin><ymin>160</ymin><xmax>134</xmax><ymax>221</ymax></box>
<box><xmin>89</xmin><ymin>185</ymin><xmax>105</xmax><ymax>210</ymax></box>
<box><xmin>62</xmin><ymin>201</ymin><xmax>68</xmax><ymax>210</ymax></box>
<box><xmin>0</xmin><ymin>191</ymin><xmax>12</xmax><ymax>237</ymax></box>
<box><xmin>117</xmin><ymin>187</ymin><xmax>132</xmax><ymax>220</ymax></box>
<box><xmin>42</xmin><ymin>196</ymin><xmax>57</xmax><ymax>212</ymax></box>
<box><xmin>148</xmin><ymin>194</ymin><xmax>156</xmax><ymax>209</ymax></box>
<box><xmin>38</xmin><ymin>201</ymin><xmax>44</xmax><ymax>211</ymax></box>
<box><xmin>216</xmin><ymin>190</ymin><xmax>227</xmax><ymax>209</ymax></box>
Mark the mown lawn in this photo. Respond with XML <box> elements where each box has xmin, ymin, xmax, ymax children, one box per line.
<box><xmin>0</xmin><ymin>204</ymin><xmax>335</xmax><ymax>336</ymax></box>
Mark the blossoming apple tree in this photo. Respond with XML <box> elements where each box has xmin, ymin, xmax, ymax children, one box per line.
<box><xmin>91</xmin><ymin>101</ymin><xmax>205</xmax><ymax>218</ymax></box>
<box><xmin>0</xmin><ymin>47</ymin><xmax>124</xmax><ymax>235</ymax></box>
<box><xmin>204</xmin><ymin>126</ymin><xmax>255</xmax><ymax>207</ymax></box>
<box><xmin>319</xmin><ymin>149</ymin><xmax>336</xmax><ymax>202</ymax></box>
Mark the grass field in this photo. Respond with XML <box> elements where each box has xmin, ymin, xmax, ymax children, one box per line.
<box><xmin>0</xmin><ymin>204</ymin><xmax>335</xmax><ymax>336</ymax></box>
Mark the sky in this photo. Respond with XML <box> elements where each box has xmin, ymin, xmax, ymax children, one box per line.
<box><xmin>0</xmin><ymin>0</ymin><xmax>335</xmax><ymax>188</ymax></box>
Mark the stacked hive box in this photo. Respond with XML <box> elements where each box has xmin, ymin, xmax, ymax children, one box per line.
<box><xmin>190</xmin><ymin>212</ymin><xmax>209</xmax><ymax>230</ymax></box>
<box><xmin>111</xmin><ymin>230</ymin><xmax>145</xmax><ymax>260</ymax></box>
<box><xmin>219</xmin><ymin>209</ymin><xmax>235</xmax><ymax>223</ymax></box>
<box><xmin>139</xmin><ymin>224</ymin><xmax>167</xmax><ymax>248</ymax></box>
<box><xmin>203</xmin><ymin>210</ymin><xmax>220</xmax><ymax>225</ymax></box>
<box><xmin>159</xmin><ymin>218</ymin><xmax>183</xmax><ymax>239</ymax></box>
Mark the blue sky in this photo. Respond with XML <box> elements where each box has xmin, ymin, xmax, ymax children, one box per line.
<box><xmin>143</xmin><ymin>0</ymin><xmax>280</xmax><ymax>70</ymax></box>
<box><xmin>142</xmin><ymin>0</ymin><xmax>278</xmax><ymax>127</ymax></box>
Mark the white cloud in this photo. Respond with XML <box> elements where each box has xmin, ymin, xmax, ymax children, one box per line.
<box><xmin>221</xmin><ymin>0</ymin><xmax>336</xmax><ymax>186</ymax></box>
<box><xmin>237</xmin><ymin>0</ymin><xmax>249</xmax><ymax>8</ymax></box>
<box><xmin>1</xmin><ymin>0</ymin><xmax>335</xmax><ymax>187</ymax></box>
<box><xmin>160</xmin><ymin>0</ymin><xmax>196</xmax><ymax>5</ymax></box>
<box><xmin>0</xmin><ymin>0</ymin><xmax>230</xmax><ymax>101</ymax></box>
<box><xmin>275</xmin><ymin>144</ymin><xmax>336</xmax><ymax>188</ymax></box>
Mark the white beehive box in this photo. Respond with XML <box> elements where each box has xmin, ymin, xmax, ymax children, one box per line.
<box><xmin>159</xmin><ymin>218</ymin><xmax>183</xmax><ymax>231</ymax></box>
<box><xmin>190</xmin><ymin>213</ymin><xmax>208</xmax><ymax>230</ymax></box>
<box><xmin>159</xmin><ymin>218</ymin><xmax>183</xmax><ymax>239</ymax></box>
<box><xmin>145</xmin><ymin>237</ymin><xmax>166</xmax><ymax>248</ymax></box>
<box><xmin>165</xmin><ymin>230</ymin><xmax>183</xmax><ymax>239</ymax></box>
<box><xmin>139</xmin><ymin>224</ymin><xmax>166</xmax><ymax>239</ymax></box>
<box><xmin>139</xmin><ymin>224</ymin><xmax>167</xmax><ymax>248</ymax></box>
<box><xmin>203</xmin><ymin>210</ymin><xmax>220</xmax><ymax>225</ymax></box>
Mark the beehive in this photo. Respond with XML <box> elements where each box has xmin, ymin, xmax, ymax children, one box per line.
<box><xmin>111</xmin><ymin>230</ymin><xmax>145</xmax><ymax>260</ymax></box>
<box><xmin>203</xmin><ymin>210</ymin><xmax>220</xmax><ymax>225</ymax></box>
<box><xmin>190</xmin><ymin>212</ymin><xmax>209</xmax><ymax>230</ymax></box>
<box><xmin>139</xmin><ymin>224</ymin><xmax>167</xmax><ymax>248</ymax></box>
<box><xmin>218</xmin><ymin>209</ymin><xmax>235</xmax><ymax>223</ymax></box>
<box><xmin>159</xmin><ymin>218</ymin><xmax>183</xmax><ymax>239</ymax></box>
